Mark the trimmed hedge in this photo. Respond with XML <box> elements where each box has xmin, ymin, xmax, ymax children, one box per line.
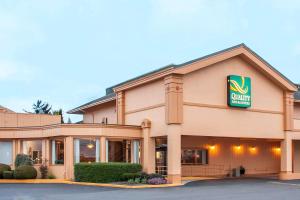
<box><xmin>0</xmin><ymin>164</ymin><xmax>11</xmax><ymax>179</ymax></box>
<box><xmin>3</xmin><ymin>171</ymin><xmax>14</xmax><ymax>179</ymax></box>
<box><xmin>121</xmin><ymin>172</ymin><xmax>142</xmax><ymax>181</ymax></box>
<box><xmin>74</xmin><ymin>162</ymin><xmax>142</xmax><ymax>183</ymax></box>
<box><xmin>14</xmin><ymin>165</ymin><xmax>37</xmax><ymax>179</ymax></box>
<box><xmin>15</xmin><ymin>154</ymin><xmax>33</xmax><ymax>167</ymax></box>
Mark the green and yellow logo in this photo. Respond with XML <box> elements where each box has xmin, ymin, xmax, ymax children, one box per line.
<box><xmin>227</xmin><ymin>75</ymin><xmax>251</xmax><ymax>108</ymax></box>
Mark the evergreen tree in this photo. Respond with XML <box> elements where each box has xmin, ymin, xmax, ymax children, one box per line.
<box><xmin>32</xmin><ymin>100</ymin><xmax>52</xmax><ymax>114</ymax></box>
<box><xmin>52</xmin><ymin>108</ymin><xmax>64</xmax><ymax>123</ymax></box>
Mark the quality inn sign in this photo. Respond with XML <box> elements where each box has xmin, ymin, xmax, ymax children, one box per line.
<box><xmin>227</xmin><ymin>75</ymin><xmax>251</xmax><ymax>108</ymax></box>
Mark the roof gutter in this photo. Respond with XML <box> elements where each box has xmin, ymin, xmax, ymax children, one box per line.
<box><xmin>67</xmin><ymin>96</ymin><xmax>116</xmax><ymax>114</ymax></box>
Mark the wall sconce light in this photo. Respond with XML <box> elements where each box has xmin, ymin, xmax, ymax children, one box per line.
<box><xmin>249</xmin><ymin>146</ymin><xmax>257</xmax><ymax>154</ymax></box>
<box><xmin>233</xmin><ymin>145</ymin><xmax>243</xmax><ymax>154</ymax></box>
<box><xmin>274</xmin><ymin>147</ymin><xmax>281</xmax><ymax>154</ymax></box>
<box><xmin>235</xmin><ymin>145</ymin><xmax>241</xmax><ymax>150</ymax></box>
<box><xmin>250</xmin><ymin>146</ymin><xmax>256</xmax><ymax>151</ymax></box>
<box><xmin>209</xmin><ymin>145</ymin><xmax>216</xmax><ymax>150</ymax></box>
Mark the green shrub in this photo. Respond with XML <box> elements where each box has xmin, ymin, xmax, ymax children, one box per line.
<box><xmin>0</xmin><ymin>164</ymin><xmax>11</xmax><ymax>179</ymax></box>
<box><xmin>14</xmin><ymin>165</ymin><xmax>37</xmax><ymax>179</ymax></box>
<box><xmin>121</xmin><ymin>172</ymin><xmax>141</xmax><ymax>181</ymax></box>
<box><xmin>147</xmin><ymin>173</ymin><xmax>164</xmax><ymax>179</ymax></box>
<box><xmin>3</xmin><ymin>171</ymin><xmax>14</xmax><ymax>179</ymax></box>
<box><xmin>48</xmin><ymin>174</ymin><xmax>56</xmax><ymax>179</ymax></box>
<box><xmin>74</xmin><ymin>162</ymin><xmax>142</xmax><ymax>183</ymax></box>
<box><xmin>39</xmin><ymin>163</ymin><xmax>48</xmax><ymax>179</ymax></box>
<box><xmin>15</xmin><ymin>154</ymin><xmax>33</xmax><ymax>167</ymax></box>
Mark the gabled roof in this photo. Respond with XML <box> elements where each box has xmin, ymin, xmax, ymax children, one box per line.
<box><xmin>68</xmin><ymin>43</ymin><xmax>298</xmax><ymax>114</ymax></box>
<box><xmin>67</xmin><ymin>93</ymin><xmax>116</xmax><ymax>114</ymax></box>
<box><xmin>295</xmin><ymin>84</ymin><xmax>300</xmax><ymax>101</ymax></box>
<box><xmin>112</xmin><ymin>43</ymin><xmax>297</xmax><ymax>92</ymax></box>
<box><xmin>0</xmin><ymin>105</ymin><xmax>14</xmax><ymax>113</ymax></box>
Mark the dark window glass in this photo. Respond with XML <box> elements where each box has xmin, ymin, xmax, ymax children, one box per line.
<box><xmin>80</xmin><ymin>139</ymin><xmax>96</xmax><ymax>162</ymax></box>
<box><xmin>52</xmin><ymin>139</ymin><xmax>64</xmax><ymax>165</ymax></box>
<box><xmin>181</xmin><ymin>149</ymin><xmax>208</xmax><ymax>165</ymax></box>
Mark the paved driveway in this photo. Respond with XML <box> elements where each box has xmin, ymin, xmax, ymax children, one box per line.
<box><xmin>1</xmin><ymin>178</ymin><xmax>300</xmax><ymax>200</ymax></box>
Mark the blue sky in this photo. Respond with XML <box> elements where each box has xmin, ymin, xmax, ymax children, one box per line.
<box><xmin>0</xmin><ymin>0</ymin><xmax>299</xmax><ymax>122</ymax></box>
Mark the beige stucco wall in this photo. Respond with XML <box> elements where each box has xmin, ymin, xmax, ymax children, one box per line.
<box><xmin>0</xmin><ymin>125</ymin><xmax>142</xmax><ymax>139</ymax></box>
<box><xmin>49</xmin><ymin>165</ymin><xmax>65</xmax><ymax>179</ymax></box>
<box><xmin>0</xmin><ymin>113</ymin><xmax>61</xmax><ymax>127</ymax></box>
<box><xmin>294</xmin><ymin>119</ymin><xmax>300</xmax><ymax>130</ymax></box>
<box><xmin>294</xmin><ymin>104</ymin><xmax>300</xmax><ymax>119</ymax></box>
<box><xmin>125</xmin><ymin>80</ymin><xmax>166</xmax><ymax>137</ymax></box>
<box><xmin>125</xmin><ymin>80</ymin><xmax>165</xmax><ymax>112</ymax></box>
<box><xmin>127</xmin><ymin>107</ymin><xmax>166</xmax><ymax>136</ymax></box>
<box><xmin>293</xmin><ymin>140</ymin><xmax>300</xmax><ymax>173</ymax></box>
<box><xmin>83</xmin><ymin>101</ymin><xmax>117</xmax><ymax>124</ymax></box>
<box><xmin>182</xmin><ymin>136</ymin><xmax>280</xmax><ymax>176</ymax></box>
<box><xmin>182</xmin><ymin>56</ymin><xmax>284</xmax><ymax>139</ymax></box>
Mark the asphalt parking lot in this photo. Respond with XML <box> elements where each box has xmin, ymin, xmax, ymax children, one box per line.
<box><xmin>1</xmin><ymin>178</ymin><xmax>300</xmax><ymax>200</ymax></box>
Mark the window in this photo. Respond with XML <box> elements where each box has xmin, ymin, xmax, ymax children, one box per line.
<box><xmin>22</xmin><ymin>140</ymin><xmax>42</xmax><ymax>164</ymax></box>
<box><xmin>102</xmin><ymin>117</ymin><xmax>108</xmax><ymax>124</ymax></box>
<box><xmin>51</xmin><ymin>139</ymin><xmax>64</xmax><ymax>165</ymax></box>
<box><xmin>181</xmin><ymin>149</ymin><xmax>208</xmax><ymax>165</ymax></box>
<box><xmin>132</xmin><ymin>140</ymin><xmax>140</xmax><ymax>164</ymax></box>
<box><xmin>108</xmin><ymin>140</ymin><xmax>131</xmax><ymax>162</ymax></box>
<box><xmin>0</xmin><ymin>141</ymin><xmax>12</xmax><ymax>165</ymax></box>
<box><xmin>74</xmin><ymin>138</ymin><xmax>99</xmax><ymax>163</ymax></box>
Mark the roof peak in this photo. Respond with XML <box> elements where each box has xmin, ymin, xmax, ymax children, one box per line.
<box><xmin>105</xmin><ymin>43</ymin><xmax>247</xmax><ymax>94</ymax></box>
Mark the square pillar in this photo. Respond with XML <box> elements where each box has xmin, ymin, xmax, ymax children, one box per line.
<box><xmin>100</xmin><ymin>137</ymin><xmax>107</xmax><ymax>162</ymax></box>
<box><xmin>141</xmin><ymin>119</ymin><xmax>155</xmax><ymax>173</ymax></box>
<box><xmin>116</xmin><ymin>91</ymin><xmax>125</xmax><ymax>125</ymax></box>
<box><xmin>65</xmin><ymin>137</ymin><xmax>74</xmax><ymax>180</ymax></box>
<box><xmin>167</xmin><ymin>124</ymin><xmax>182</xmax><ymax>184</ymax></box>
<box><xmin>12</xmin><ymin>139</ymin><xmax>18</xmax><ymax>168</ymax></box>
<box><xmin>280</xmin><ymin>136</ymin><xmax>293</xmax><ymax>180</ymax></box>
<box><xmin>42</xmin><ymin>139</ymin><xmax>50</xmax><ymax>163</ymax></box>
<box><xmin>284</xmin><ymin>92</ymin><xmax>294</xmax><ymax>131</ymax></box>
<box><xmin>164</xmin><ymin>75</ymin><xmax>183</xmax><ymax>124</ymax></box>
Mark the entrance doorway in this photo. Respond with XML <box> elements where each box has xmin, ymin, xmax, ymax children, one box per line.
<box><xmin>108</xmin><ymin>140</ymin><xmax>131</xmax><ymax>162</ymax></box>
<box><xmin>155</xmin><ymin>138</ymin><xmax>167</xmax><ymax>175</ymax></box>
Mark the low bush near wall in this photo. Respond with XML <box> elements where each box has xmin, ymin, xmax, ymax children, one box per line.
<box><xmin>0</xmin><ymin>164</ymin><xmax>11</xmax><ymax>179</ymax></box>
<box><xmin>74</xmin><ymin>163</ymin><xmax>142</xmax><ymax>183</ymax></box>
<box><xmin>3</xmin><ymin>171</ymin><xmax>14</xmax><ymax>179</ymax></box>
<box><xmin>14</xmin><ymin>165</ymin><xmax>37</xmax><ymax>179</ymax></box>
<box><xmin>15</xmin><ymin>154</ymin><xmax>33</xmax><ymax>167</ymax></box>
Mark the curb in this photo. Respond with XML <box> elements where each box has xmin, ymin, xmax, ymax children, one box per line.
<box><xmin>0</xmin><ymin>179</ymin><xmax>183</xmax><ymax>189</ymax></box>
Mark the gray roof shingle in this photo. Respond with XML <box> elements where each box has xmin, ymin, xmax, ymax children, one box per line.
<box><xmin>295</xmin><ymin>84</ymin><xmax>300</xmax><ymax>100</ymax></box>
<box><xmin>67</xmin><ymin>93</ymin><xmax>116</xmax><ymax>114</ymax></box>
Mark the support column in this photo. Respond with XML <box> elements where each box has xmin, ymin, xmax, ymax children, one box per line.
<box><xmin>12</xmin><ymin>140</ymin><xmax>18</xmax><ymax>168</ymax></box>
<box><xmin>116</xmin><ymin>91</ymin><xmax>125</xmax><ymax>125</ymax></box>
<box><xmin>42</xmin><ymin>139</ymin><xmax>50</xmax><ymax>163</ymax></box>
<box><xmin>284</xmin><ymin>92</ymin><xmax>294</xmax><ymax>131</ymax></box>
<box><xmin>280</xmin><ymin>134</ymin><xmax>293</xmax><ymax>180</ymax></box>
<box><xmin>167</xmin><ymin>124</ymin><xmax>182</xmax><ymax>184</ymax></box>
<box><xmin>16</xmin><ymin>140</ymin><xmax>22</xmax><ymax>154</ymax></box>
<box><xmin>100</xmin><ymin>137</ymin><xmax>107</xmax><ymax>162</ymax></box>
<box><xmin>141</xmin><ymin>119</ymin><xmax>155</xmax><ymax>173</ymax></box>
<box><xmin>164</xmin><ymin>74</ymin><xmax>183</xmax><ymax>124</ymax></box>
<box><xmin>131</xmin><ymin>140</ymin><xmax>134</xmax><ymax>164</ymax></box>
<box><xmin>65</xmin><ymin>137</ymin><xmax>74</xmax><ymax>180</ymax></box>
